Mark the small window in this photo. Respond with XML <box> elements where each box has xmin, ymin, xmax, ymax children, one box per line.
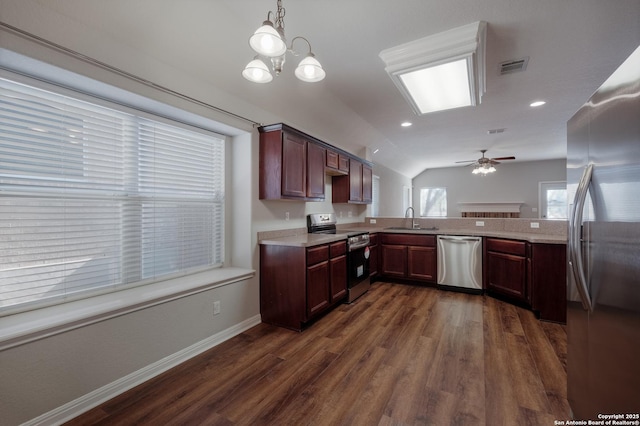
<box><xmin>540</xmin><ymin>181</ymin><xmax>567</xmax><ymax>219</ymax></box>
<box><xmin>420</xmin><ymin>187</ymin><xmax>447</xmax><ymax>217</ymax></box>
<box><xmin>371</xmin><ymin>175</ymin><xmax>380</xmax><ymax>216</ymax></box>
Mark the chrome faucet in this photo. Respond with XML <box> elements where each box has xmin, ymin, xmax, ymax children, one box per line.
<box><xmin>405</xmin><ymin>207</ymin><xmax>419</xmax><ymax>229</ymax></box>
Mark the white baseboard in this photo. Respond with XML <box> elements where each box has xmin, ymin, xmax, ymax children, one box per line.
<box><xmin>24</xmin><ymin>315</ymin><xmax>262</xmax><ymax>426</ymax></box>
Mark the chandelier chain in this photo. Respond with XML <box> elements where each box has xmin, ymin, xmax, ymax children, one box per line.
<box><xmin>275</xmin><ymin>0</ymin><xmax>286</xmax><ymax>31</ymax></box>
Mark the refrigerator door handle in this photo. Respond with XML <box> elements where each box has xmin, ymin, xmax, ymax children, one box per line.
<box><xmin>569</xmin><ymin>164</ymin><xmax>594</xmax><ymax>311</ymax></box>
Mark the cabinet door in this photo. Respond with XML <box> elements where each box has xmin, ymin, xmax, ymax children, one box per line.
<box><xmin>282</xmin><ymin>132</ymin><xmax>307</xmax><ymax>198</ymax></box>
<box><xmin>338</xmin><ymin>155</ymin><xmax>349</xmax><ymax>173</ymax></box>
<box><xmin>486</xmin><ymin>251</ymin><xmax>528</xmax><ymax>302</ymax></box>
<box><xmin>381</xmin><ymin>245</ymin><xmax>407</xmax><ymax>278</ymax></box>
<box><xmin>362</xmin><ymin>164</ymin><xmax>373</xmax><ymax>203</ymax></box>
<box><xmin>306</xmin><ymin>142</ymin><xmax>326</xmax><ymax>199</ymax></box>
<box><xmin>369</xmin><ymin>234</ymin><xmax>379</xmax><ymax>278</ymax></box>
<box><xmin>326</xmin><ymin>149</ymin><xmax>339</xmax><ymax>169</ymax></box>
<box><xmin>329</xmin><ymin>254</ymin><xmax>347</xmax><ymax>302</ymax></box>
<box><xmin>407</xmin><ymin>246</ymin><xmax>437</xmax><ymax>282</ymax></box>
<box><xmin>531</xmin><ymin>244</ymin><xmax>567</xmax><ymax>323</ymax></box>
<box><xmin>307</xmin><ymin>261</ymin><xmax>330</xmax><ymax>318</ymax></box>
<box><xmin>349</xmin><ymin>159</ymin><xmax>363</xmax><ymax>202</ymax></box>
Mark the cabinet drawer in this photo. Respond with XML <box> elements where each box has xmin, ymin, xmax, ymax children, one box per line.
<box><xmin>329</xmin><ymin>241</ymin><xmax>347</xmax><ymax>258</ymax></box>
<box><xmin>307</xmin><ymin>245</ymin><xmax>329</xmax><ymax>265</ymax></box>
<box><xmin>369</xmin><ymin>233</ymin><xmax>378</xmax><ymax>246</ymax></box>
<box><xmin>486</xmin><ymin>238</ymin><xmax>527</xmax><ymax>256</ymax></box>
<box><xmin>381</xmin><ymin>233</ymin><xmax>436</xmax><ymax>247</ymax></box>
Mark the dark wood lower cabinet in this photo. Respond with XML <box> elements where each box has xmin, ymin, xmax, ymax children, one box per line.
<box><xmin>306</xmin><ymin>260</ymin><xmax>330</xmax><ymax>317</ymax></box>
<box><xmin>329</xmin><ymin>242</ymin><xmax>347</xmax><ymax>302</ymax></box>
<box><xmin>369</xmin><ymin>233</ymin><xmax>379</xmax><ymax>280</ymax></box>
<box><xmin>531</xmin><ymin>244</ymin><xmax>567</xmax><ymax>323</ymax></box>
<box><xmin>380</xmin><ymin>233</ymin><xmax>436</xmax><ymax>283</ymax></box>
<box><xmin>407</xmin><ymin>246</ymin><xmax>437</xmax><ymax>282</ymax></box>
<box><xmin>261</xmin><ymin>241</ymin><xmax>347</xmax><ymax>331</ymax></box>
<box><xmin>381</xmin><ymin>244</ymin><xmax>407</xmax><ymax>278</ymax></box>
<box><xmin>484</xmin><ymin>238</ymin><xmax>567</xmax><ymax>323</ymax></box>
<box><xmin>486</xmin><ymin>251</ymin><xmax>529</xmax><ymax>303</ymax></box>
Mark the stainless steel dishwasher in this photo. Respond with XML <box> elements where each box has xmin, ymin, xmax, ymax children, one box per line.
<box><xmin>437</xmin><ymin>235</ymin><xmax>483</xmax><ymax>292</ymax></box>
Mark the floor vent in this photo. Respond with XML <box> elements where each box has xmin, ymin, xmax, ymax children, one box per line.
<box><xmin>499</xmin><ymin>57</ymin><xmax>529</xmax><ymax>75</ymax></box>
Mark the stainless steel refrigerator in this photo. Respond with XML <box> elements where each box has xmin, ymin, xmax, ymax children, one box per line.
<box><xmin>567</xmin><ymin>45</ymin><xmax>640</xmax><ymax>420</ymax></box>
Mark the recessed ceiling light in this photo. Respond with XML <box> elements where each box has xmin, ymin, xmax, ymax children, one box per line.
<box><xmin>530</xmin><ymin>100</ymin><xmax>546</xmax><ymax>107</ymax></box>
<box><xmin>401</xmin><ymin>122</ymin><xmax>412</xmax><ymax>127</ymax></box>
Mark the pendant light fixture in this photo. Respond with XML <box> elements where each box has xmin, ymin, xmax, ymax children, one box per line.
<box><xmin>243</xmin><ymin>0</ymin><xmax>326</xmax><ymax>83</ymax></box>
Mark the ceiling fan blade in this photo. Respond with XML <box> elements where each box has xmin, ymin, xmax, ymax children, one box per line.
<box><xmin>491</xmin><ymin>156</ymin><xmax>515</xmax><ymax>161</ymax></box>
<box><xmin>455</xmin><ymin>160</ymin><xmax>477</xmax><ymax>163</ymax></box>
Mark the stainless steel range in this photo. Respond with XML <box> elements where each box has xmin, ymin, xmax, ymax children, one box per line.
<box><xmin>307</xmin><ymin>213</ymin><xmax>371</xmax><ymax>303</ymax></box>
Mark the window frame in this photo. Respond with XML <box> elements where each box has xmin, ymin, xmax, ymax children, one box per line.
<box><xmin>539</xmin><ymin>181</ymin><xmax>568</xmax><ymax>220</ymax></box>
<box><xmin>419</xmin><ymin>187</ymin><xmax>448</xmax><ymax>217</ymax></box>
<box><xmin>0</xmin><ymin>66</ymin><xmax>252</xmax><ymax>350</ymax></box>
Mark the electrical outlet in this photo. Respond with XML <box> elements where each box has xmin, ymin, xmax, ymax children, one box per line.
<box><xmin>530</xmin><ymin>222</ymin><xmax>540</xmax><ymax>228</ymax></box>
<box><xmin>213</xmin><ymin>300</ymin><xmax>221</xmax><ymax>315</ymax></box>
<box><xmin>370</xmin><ymin>219</ymin><xmax>377</xmax><ymax>224</ymax></box>
<box><xmin>475</xmin><ymin>221</ymin><xmax>485</xmax><ymax>227</ymax></box>
<box><xmin>285</xmin><ymin>211</ymin><xmax>290</xmax><ymax>221</ymax></box>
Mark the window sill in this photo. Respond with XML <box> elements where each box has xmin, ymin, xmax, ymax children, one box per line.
<box><xmin>0</xmin><ymin>267</ymin><xmax>255</xmax><ymax>351</ymax></box>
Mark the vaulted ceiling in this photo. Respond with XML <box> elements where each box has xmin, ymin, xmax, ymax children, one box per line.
<box><xmin>3</xmin><ymin>0</ymin><xmax>639</xmax><ymax>177</ymax></box>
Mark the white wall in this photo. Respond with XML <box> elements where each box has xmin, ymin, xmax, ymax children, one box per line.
<box><xmin>411</xmin><ymin>159</ymin><xmax>567</xmax><ymax>218</ymax></box>
<box><xmin>373</xmin><ymin>162</ymin><xmax>413</xmax><ymax>217</ymax></box>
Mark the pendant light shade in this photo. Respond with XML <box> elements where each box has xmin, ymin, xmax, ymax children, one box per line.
<box><xmin>249</xmin><ymin>21</ymin><xmax>287</xmax><ymax>57</ymax></box>
<box><xmin>242</xmin><ymin>58</ymin><xmax>273</xmax><ymax>83</ymax></box>
<box><xmin>243</xmin><ymin>1</ymin><xmax>325</xmax><ymax>84</ymax></box>
<box><xmin>295</xmin><ymin>54</ymin><xmax>326</xmax><ymax>82</ymax></box>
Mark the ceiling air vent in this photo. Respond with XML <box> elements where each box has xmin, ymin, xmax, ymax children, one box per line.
<box><xmin>499</xmin><ymin>57</ymin><xmax>529</xmax><ymax>75</ymax></box>
<box><xmin>487</xmin><ymin>128</ymin><xmax>506</xmax><ymax>135</ymax></box>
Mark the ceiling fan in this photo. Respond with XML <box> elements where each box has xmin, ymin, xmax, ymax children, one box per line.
<box><xmin>455</xmin><ymin>149</ymin><xmax>515</xmax><ymax>174</ymax></box>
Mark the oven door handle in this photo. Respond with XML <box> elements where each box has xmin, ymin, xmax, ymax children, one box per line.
<box><xmin>349</xmin><ymin>241</ymin><xmax>369</xmax><ymax>251</ymax></box>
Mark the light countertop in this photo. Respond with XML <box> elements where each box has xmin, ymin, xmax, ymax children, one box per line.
<box><xmin>259</xmin><ymin>226</ymin><xmax>566</xmax><ymax>247</ymax></box>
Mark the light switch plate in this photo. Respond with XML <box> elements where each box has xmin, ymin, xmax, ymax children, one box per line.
<box><xmin>475</xmin><ymin>221</ymin><xmax>485</xmax><ymax>227</ymax></box>
<box><xmin>530</xmin><ymin>222</ymin><xmax>540</xmax><ymax>228</ymax></box>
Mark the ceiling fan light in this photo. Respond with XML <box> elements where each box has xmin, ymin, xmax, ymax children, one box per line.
<box><xmin>249</xmin><ymin>21</ymin><xmax>287</xmax><ymax>57</ymax></box>
<box><xmin>242</xmin><ymin>58</ymin><xmax>273</xmax><ymax>83</ymax></box>
<box><xmin>295</xmin><ymin>54</ymin><xmax>326</xmax><ymax>82</ymax></box>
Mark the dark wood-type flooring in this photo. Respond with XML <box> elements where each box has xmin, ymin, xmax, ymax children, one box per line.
<box><xmin>66</xmin><ymin>281</ymin><xmax>569</xmax><ymax>425</ymax></box>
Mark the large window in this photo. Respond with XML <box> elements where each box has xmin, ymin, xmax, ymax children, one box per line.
<box><xmin>0</xmin><ymin>78</ymin><xmax>225</xmax><ymax>314</ymax></box>
<box><xmin>420</xmin><ymin>187</ymin><xmax>447</xmax><ymax>217</ymax></box>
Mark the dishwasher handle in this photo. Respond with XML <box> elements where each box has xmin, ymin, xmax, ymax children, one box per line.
<box><xmin>438</xmin><ymin>236</ymin><xmax>481</xmax><ymax>243</ymax></box>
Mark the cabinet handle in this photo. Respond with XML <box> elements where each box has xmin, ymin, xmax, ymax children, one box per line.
<box><xmin>568</xmin><ymin>164</ymin><xmax>593</xmax><ymax>312</ymax></box>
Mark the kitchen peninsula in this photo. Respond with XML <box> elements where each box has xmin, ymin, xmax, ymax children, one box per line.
<box><xmin>259</xmin><ymin>217</ymin><xmax>567</xmax><ymax>329</ymax></box>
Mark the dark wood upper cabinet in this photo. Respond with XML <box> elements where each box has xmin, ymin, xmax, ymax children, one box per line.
<box><xmin>259</xmin><ymin>124</ymin><xmax>324</xmax><ymax>201</ymax></box>
<box><xmin>349</xmin><ymin>159</ymin><xmax>363</xmax><ymax>202</ymax></box>
<box><xmin>362</xmin><ymin>164</ymin><xmax>372</xmax><ymax>203</ymax></box>
<box><xmin>259</xmin><ymin>123</ymin><xmax>371</xmax><ymax>203</ymax></box>
<box><xmin>306</xmin><ymin>141</ymin><xmax>326</xmax><ymax>200</ymax></box>
<box><xmin>281</xmin><ymin>132</ymin><xmax>307</xmax><ymax>198</ymax></box>
<box><xmin>332</xmin><ymin>158</ymin><xmax>373</xmax><ymax>204</ymax></box>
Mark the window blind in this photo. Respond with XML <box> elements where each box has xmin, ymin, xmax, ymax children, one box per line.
<box><xmin>0</xmin><ymin>78</ymin><xmax>225</xmax><ymax>314</ymax></box>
